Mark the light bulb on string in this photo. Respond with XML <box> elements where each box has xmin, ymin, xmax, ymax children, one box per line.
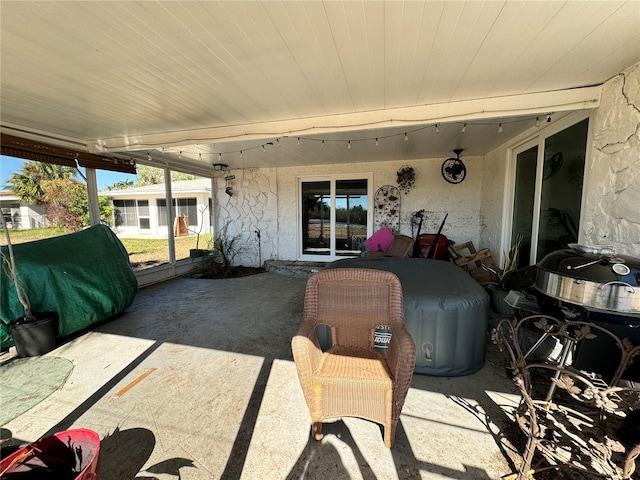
<box><xmin>347</xmin><ymin>140</ymin><xmax>351</xmax><ymax>149</ymax></box>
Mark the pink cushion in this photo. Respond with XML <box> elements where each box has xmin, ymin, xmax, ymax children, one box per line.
<box><xmin>364</xmin><ymin>227</ymin><xmax>395</xmax><ymax>252</ymax></box>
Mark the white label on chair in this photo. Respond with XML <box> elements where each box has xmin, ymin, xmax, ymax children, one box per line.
<box><xmin>375</xmin><ymin>332</ymin><xmax>392</xmax><ymax>348</ymax></box>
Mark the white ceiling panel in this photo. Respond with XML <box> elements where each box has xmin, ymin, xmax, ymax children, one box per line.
<box><xmin>1</xmin><ymin>1</ymin><xmax>638</xmax><ymax>173</ymax></box>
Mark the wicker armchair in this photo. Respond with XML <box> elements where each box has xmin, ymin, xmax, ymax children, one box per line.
<box><xmin>363</xmin><ymin>234</ymin><xmax>414</xmax><ymax>258</ymax></box>
<box><xmin>292</xmin><ymin>268</ymin><xmax>416</xmax><ymax>448</ymax></box>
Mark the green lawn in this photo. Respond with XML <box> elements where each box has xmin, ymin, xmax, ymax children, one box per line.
<box><xmin>1</xmin><ymin>228</ymin><xmax>213</xmax><ymax>270</ymax></box>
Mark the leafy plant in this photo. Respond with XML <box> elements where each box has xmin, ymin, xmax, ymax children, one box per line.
<box><xmin>194</xmin><ymin>223</ymin><xmax>245</xmax><ymax>278</ymax></box>
<box><xmin>396</xmin><ymin>166</ymin><xmax>415</xmax><ymax>194</ymax></box>
<box><xmin>482</xmin><ymin>234</ymin><xmax>523</xmax><ymax>290</ymax></box>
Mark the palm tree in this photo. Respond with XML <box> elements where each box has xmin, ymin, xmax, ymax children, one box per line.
<box><xmin>4</xmin><ymin>161</ymin><xmax>76</xmax><ymax>204</ymax></box>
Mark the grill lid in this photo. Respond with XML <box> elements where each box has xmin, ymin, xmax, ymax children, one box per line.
<box><xmin>536</xmin><ymin>245</ymin><xmax>640</xmax><ymax>285</ymax></box>
<box><xmin>535</xmin><ymin>245</ymin><xmax>640</xmax><ymax>316</ymax></box>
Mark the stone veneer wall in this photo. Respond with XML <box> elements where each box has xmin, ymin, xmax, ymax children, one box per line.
<box><xmin>583</xmin><ymin>63</ymin><xmax>640</xmax><ymax>257</ymax></box>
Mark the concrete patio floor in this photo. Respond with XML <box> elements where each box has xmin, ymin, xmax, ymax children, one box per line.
<box><xmin>1</xmin><ymin>271</ymin><xmax>529</xmax><ymax>479</ymax></box>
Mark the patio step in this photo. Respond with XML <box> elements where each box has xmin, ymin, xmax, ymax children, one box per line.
<box><xmin>264</xmin><ymin>260</ymin><xmax>328</xmax><ymax>279</ymax></box>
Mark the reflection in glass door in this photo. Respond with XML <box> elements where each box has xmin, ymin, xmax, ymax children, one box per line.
<box><xmin>537</xmin><ymin>119</ymin><xmax>588</xmax><ymax>261</ymax></box>
<box><xmin>335</xmin><ymin>179</ymin><xmax>368</xmax><ymax>257</ymax></box>
<box><xmin>302</xmin><ymin>181</ymin><xmax>331</xmax><ymax>255</ymax></box>
<box><xmin>301</xmin><ymin>178</ymin><xmax>368</xmax><ymax>258</ymax></box>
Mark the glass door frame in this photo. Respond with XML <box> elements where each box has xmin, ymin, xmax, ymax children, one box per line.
<box><xmin>297</xmin><ymin>173</ymin><xmax>373</xmax><ymax>261</ymax></box>
<box><xmin>503</xmin><ymin>111</ymin><xmax>594</xmax><ymax>266</ymax></box>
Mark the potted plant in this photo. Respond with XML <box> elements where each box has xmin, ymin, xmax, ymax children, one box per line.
<box><xmin>482</xmin><ymin>234</ymin><xmax>523</xmax><ymax>316</ymax></box>
<box><xmin>189</xmin><ymin>205</ymin><xmax>211</xmax><ymax>259</ymax></box>
<box><xmin>1</xmin><ymin>217</ymin><xmax>58</xmax><ymax>357</ymax></box>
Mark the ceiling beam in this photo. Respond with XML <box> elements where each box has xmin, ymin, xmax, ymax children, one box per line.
<box><xmin>88</xmin><ymin>86</ymin><xmax>601</xmax><ymax>153</ymax></box>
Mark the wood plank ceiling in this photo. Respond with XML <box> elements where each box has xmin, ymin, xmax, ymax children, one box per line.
<box><xmin>1</xmin><ymin>1</ymin><xmax>639</xmax><ymax>175</ymax></box>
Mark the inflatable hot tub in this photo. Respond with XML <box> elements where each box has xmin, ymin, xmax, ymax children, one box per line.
<box><xmin>327</xmin><ymin>257</ymin><xmax>489</xmax><ymax>376</ymax></box>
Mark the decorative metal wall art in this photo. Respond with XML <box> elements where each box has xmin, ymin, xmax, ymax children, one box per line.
<box><xmin>374</xmin><ymin>185</ymin><xmax>400</xmax><ymax>232</ymax></box>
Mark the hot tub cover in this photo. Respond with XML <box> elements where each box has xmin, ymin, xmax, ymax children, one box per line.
<box><xmin>1</xmin><ymin>224</ymin><xmax>137</xmax><ymax>350</ymax></box>
<box><xmin>328</xmin><ymin>257</ymin><xmax>489</xmax><ymax>376</ymax></box>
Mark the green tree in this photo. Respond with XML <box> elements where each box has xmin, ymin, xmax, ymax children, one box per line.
<box><xmin>135</xmin><ymin>165</ymin><xmax>199</xmax><ymax>186</ymax></box>
<box><xmin>5</xmin><ymin>161</ymin><xmax>115</xmax><ymax>232</ymax></box>
<box><xmin>105</xmin><ymin>179</ymin><xmax>134</xmax><ymax>190</ymax></box>
<box><xmin>4</xmin><ymin>162</ymin><xmax>76</xmax><ymax>204</ymax></box>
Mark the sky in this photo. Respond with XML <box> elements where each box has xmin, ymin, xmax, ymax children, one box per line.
<box><xmin>1</xmin><ymin>155</ymin><xmax>138</xmax><ymax>191</ymax></box>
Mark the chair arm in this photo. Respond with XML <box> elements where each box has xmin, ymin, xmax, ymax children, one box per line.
<box><xmin>386</xmin><ymin>323</ymin><xmax>416</xmax><ymax>419</ymax></box>
<box><xmin>291</xmin><ymin>319</ymin><xmax>323</xmax><ymax>404</ymax></box>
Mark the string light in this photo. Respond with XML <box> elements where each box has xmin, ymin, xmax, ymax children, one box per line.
<box><xmin>146</xmin><ymin>114</ymin><xmax>548</xmax><ymax>163</ymax></box>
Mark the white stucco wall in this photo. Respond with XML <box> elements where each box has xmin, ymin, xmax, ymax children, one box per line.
<box><xmin>583</xmin><ymin>63</ymin><xmax>640</xmax><ymax>257</ymax></box>
<box><xmin>479</xmin><ymin>144</ymin><xmax>510</xmax><ymax>261</ymax></box>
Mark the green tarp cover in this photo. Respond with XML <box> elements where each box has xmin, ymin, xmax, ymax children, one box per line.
<box><xmin>1</xmin><ymin>224</ymin><xmax>137</xmax><ymax>350</ymax></box>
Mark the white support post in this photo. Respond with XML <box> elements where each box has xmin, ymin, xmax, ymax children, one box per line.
<box><xmin>85</xmin><ymin>168</ymin><xmax>101</xmax><ymax>226</ymax></box>
<box><xmin>164</xmin><ymin>168</ymin><xmax>176</xmax><ymax>264</ymax></box>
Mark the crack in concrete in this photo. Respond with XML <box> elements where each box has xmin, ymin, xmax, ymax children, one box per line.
<box><xmin>595</xmin><ymin>72</ymin><xmax>640</xmax><ymax>153</ymax></box>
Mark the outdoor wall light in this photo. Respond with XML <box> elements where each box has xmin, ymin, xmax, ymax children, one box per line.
<box><xmin>212</xmin><ymin>163</ymin><xmax>228</xmax><ymax>171</ymax></box>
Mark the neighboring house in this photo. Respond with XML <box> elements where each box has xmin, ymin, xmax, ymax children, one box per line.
<box><xmin>100</xmin><ymin>178</ymin><xmax>213</xmax><ymax>237</ymax></box>
<box><xmin>0</xmin><ymin>192</ymin><xmax>48</xmax><ymax>230</ymax></box>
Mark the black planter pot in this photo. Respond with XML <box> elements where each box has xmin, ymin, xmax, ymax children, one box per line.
<box><xmin>9</xmin><ymin>313</ymin><xmax>58</xmax><ymax>357</ymax></box>
<box><xmin>190</xmin><ymin>248</ymin><xmax>210</xmax><ymax>258</ymax></box>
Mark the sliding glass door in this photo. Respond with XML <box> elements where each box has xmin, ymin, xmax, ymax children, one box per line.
<box><xmin>511</xmin><ymin>118</ymin><xmax>589</xmax><ymax>265</ymax></box>
<box><xmin>300</xmin><ymin>176</ymin><xmax>370</xmax><ymax>259</ymax></box>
